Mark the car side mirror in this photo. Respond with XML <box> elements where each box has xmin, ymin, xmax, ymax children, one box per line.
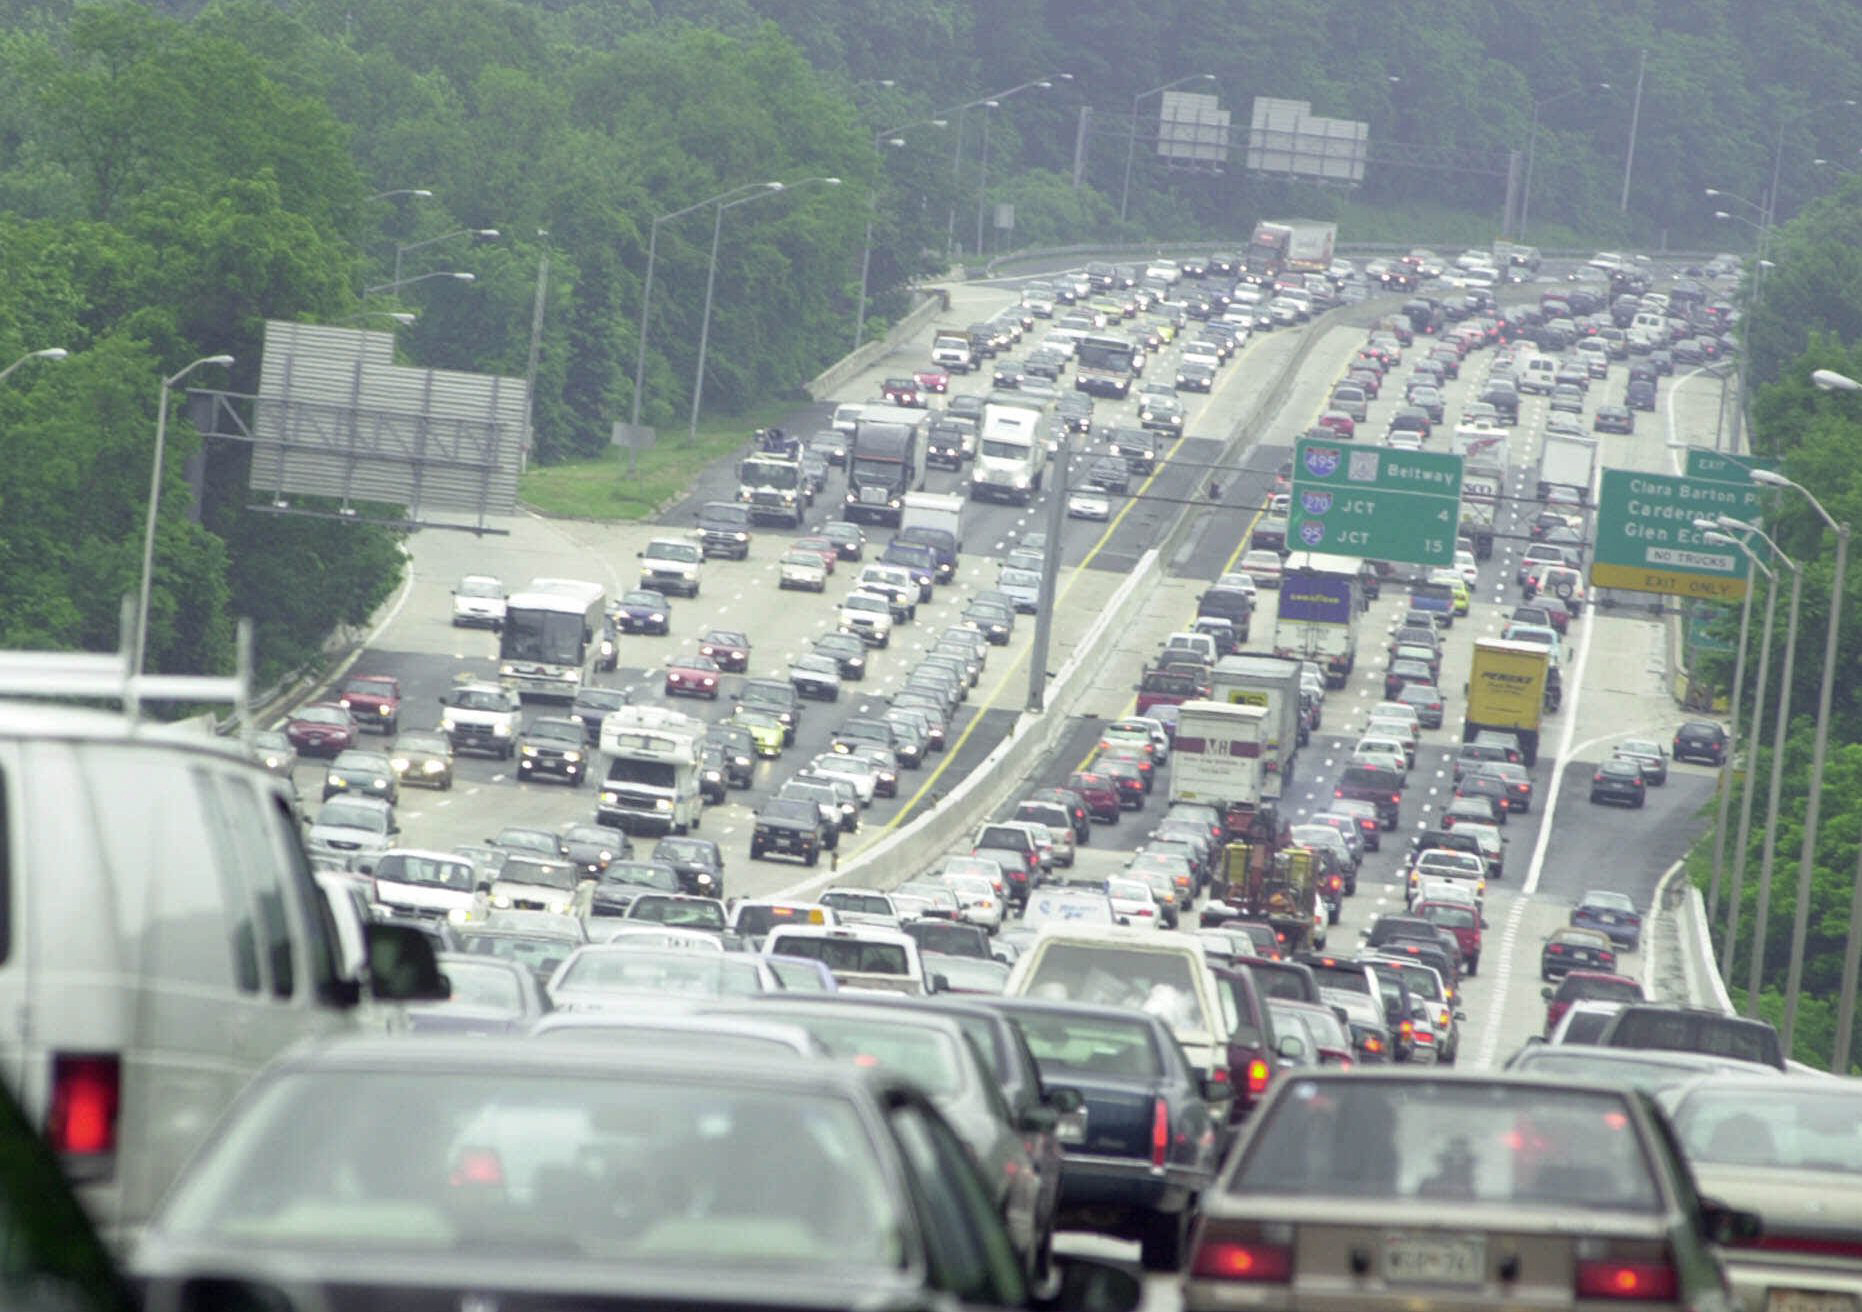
<box><xmin>1455</xmin><ymin>1010</ymin><xmax>1468</xmax><ymax>1021</ymax></box>
<box><xmin>1045</xmin><ymin>1085</ymin><xmax>1085</xmax><ymax>1115</ymax></box>
<box><xmin>364</xmin><ymin>922</ymin><xmax>450</xmax><ymax>1002</ymax></box>
<box><xmin>1540</xmin><ymin>985</ymin><xmax>1553</xmax><ymax>1001</ymax></box>
<box><xmin>930</xmin><ymin>973</ymin><xmax>951</xmax><ymax>995</ymax></box>
<box><xmin>1700</xmin><ymin>1198</ymin><xmax>1763</xmax><ymax>1245</ymax></box>
<box><xmin>1276</xmin><ymin>1033</ymin><xmax>1308</xmax><ymax>1061</ymax></box>
<box><xmin>1019</xmin><ymin>1103</ymin><xmax>1059</xmax><ymax>1134</ymax></box>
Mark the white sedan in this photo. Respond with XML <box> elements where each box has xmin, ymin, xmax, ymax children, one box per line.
<box><xmin>807</xmin><ymin>753</ymin><xmax>877</xmax><ymax>805</ymax></box>
<box><xmin>1067</xmin><ymin>488</ymin><xmax>1110</xmax><ymax>520</ymax></box>
<box><xmin>778</xmin><ymin>549</ymin><xmax>829</xmax><ymax>592</ymax></box>
<box><xmin>1106</xmin><ymin>876</ymin><xmax>1163</xmax><ymax>929</ymax></box>
<box><xmin>940</xmin><ymin>873</ymin><xmax>1004</xmax><ymax>931</ymax></box>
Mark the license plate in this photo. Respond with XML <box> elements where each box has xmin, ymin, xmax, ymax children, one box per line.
<box><xmin>1599</xmin><ymin>912</ymin><xmax>1618</xmax><ymax>924</ymax></box>
<box><xmin>1057</xmin><ymin>1111</ymin><xmax>1088</xmax><ymax>1144</ymax></box>
<box><xmin>1770</xmin><ymin>1293</ymin><xmax>1857</xmax><ymax>1312</ymax></box>
<box><xmin>860</xmin><ymin>487</ymin><xmax>887</xmax><ymax>504</ymax></box>
<box><xmin>1382</xmin><ymin>1233</ymin><xmax>1485</xmax><ymax>1287</ymax></box>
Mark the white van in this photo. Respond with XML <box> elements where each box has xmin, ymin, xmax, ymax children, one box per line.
<box><xmin>1629</xmin><ymin>311</ymin><xmax>1669</xmax><ymax>349</ymax></box>
<box><xmin>1519</xmin><ymin>355</ymin><xmax>1560</xmax><ymax>395</ymax></box>
<box><xmin>0</xmin><ymin>642</ymin><xmax>444</xmax><ymax>1240</ymax></box>
<box><xmin>1005</xmin><ymin>925</ymin><xmax>1238</xmax><ymax>1078</ymax></box>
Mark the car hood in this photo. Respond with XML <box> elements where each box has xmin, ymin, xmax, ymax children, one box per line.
<box><xmin>374</xmin><ymin>881</ymin><xmax>472</xmax><ymax>912</ymax></box>
<box><xmin>306</xmin><ymin>822</ymin><xmax>389</xmax><ymax>849</ymax></box>
<box><xmin>489</xmin><ymin>879</ymin><xmax>580</xmax><ymax>910</ymax></box>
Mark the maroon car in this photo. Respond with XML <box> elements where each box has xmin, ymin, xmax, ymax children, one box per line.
<box><xmin>880</xmin><ymin>377</ymin><xmax>925</xmax><ymax>408</ymax></box>
<box><xmin>1065</xmin><ymin>771</ymin><xmax>1122</xmax><ymax>824</ymax></box>
<box><xmin>338</xmin><ymin>674</ymin><xmax>401</xmax><ymax>734</ymax></box>
<box><xmin>698</xmin><ymin>629</ymin><xmax>751</xmax><ymax>674</ymax></box>
<box><xmin>1542</xmin><ymin>970</ymin><xmax>1644</xmax><ymax>1036</ymax></box>
<box><xmin>284</xmin><ymin>703</ymin><xmax>358</xmax><ymax>758</ymax></box>
<box><xmin>664</xmin><ymin>654</ymin><xmax>722</xmax><ymax>700</ymax></box>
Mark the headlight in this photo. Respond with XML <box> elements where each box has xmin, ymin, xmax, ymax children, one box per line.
<box><xmin>733</xmin><ymin>754</ymin><xmax>751</xmax><ymax>768</ymax></box>
<box><xmin>696</xmin><ymin>873</ymin><xmax>714</xmax><ymax>886</ymax></box>
<box><xmin>329</xmin><ymin>777</ymin><xmax>349</xmax><ymax>789</ymax></box>
<box><xmin>493</xmin><ymin>723</ymin><xmax>513</xmax><ymax>737</ymax></box>
<box><xmin>441</xmin><ymin>717</ymin><xmax>458</xmax><ymax>732</ymax></box>
<box><xmin>264</xmin><ymin>754</ymin><xmax>284</xmax><ymax>768</ymax></box>
<box><xmin>422</xmin><ymin>760</ymin><xmax>443</xmax><ymax>774</ymax></box>
<box><xmin>650</xmin><ymin>613</ymin><xmax>664</xmax><ymax>622</ymax></box>
<box><xmin>654</xmin><ymin>798</ymin><xmax>673</xmax><ymax>812</ymax></box>
<box><xmin>600</xmin><ymin>790</ymin><xmax>619</xmax><ymax>804</ymax></box>
<box><xmin>491</xmin><ymin>894</ymin><xmax>513</xmax><ymax>909</ymax></box>
<box><xmin>704</xmin><ymin>770</ymin><xmax>721</xmax><ymax>783</ymax></box>
<box><xmin>564</xmin><ymin>750</ymin><xmax>581</xmax><ymax>763</ymax></box>
<box><xmin>734</xmin><ymin>532</ymin><xmax>749</xmax><ymax>541</ymax></box>
<box><xmin>522</xmin><ymin>746</ymin><xmax>539</xmax><ymax>757</ymax></box>
<box><xmin>372</xmin><ymin>777</ymin><xmax>388</xmax><ymax>789</ymax></box>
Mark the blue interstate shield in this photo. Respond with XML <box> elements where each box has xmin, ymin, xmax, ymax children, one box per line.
<box><xmin>1302</xmin><ymin>445</ymin><xmax>1342</xmax><ymax>478</ymax></box>
<box><xmin>1300</xmin><ymin>489</ymin><xmax>1333</xmax><ymax>516</ymax></box>
<box><xmin>1298</xmin><ymin>520</ymin><xmax>1326</xmax><ymax>547</ymax></box>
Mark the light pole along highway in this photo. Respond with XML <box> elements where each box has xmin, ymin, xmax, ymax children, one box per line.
<box><xmin>945</xmin><ymin>75</ymin><xmax>1071</xmax><ymax>258</ymax></box>
<box><xmin>1120</xmin><ymin>74</ymin><xmax>1216</xmax><ymax>223</ymax></box>
<box><xmin>854</xmin><ymin>118</ymin><xmax>948</xmax><ymax>351</ymax></box>
<box><xmin>687</xmin><ymin>176</ymin><xmax>841</xmax><ymax>443</ymax></box>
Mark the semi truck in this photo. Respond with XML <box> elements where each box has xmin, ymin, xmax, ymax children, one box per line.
<box><xmin>970</xmin><ymin>393</ymin><xmax>1049</xmax><ymax>505</ymax></box>
<box><xmin>1273</xmin><ymin>553</ymin><xmax>1362</xmax><ymax>689</ymax></box>
<box><xmin>735</xmin><ymin>452</ymin><xmax>806</xmax><ymax>528</ymax></box>
<box><xmin>1285</xmin><ymin>221</ymin><xmax>1339</xmax><ymax>274</ymax></box>
<box><xmin>1170</xmin><ymin>700</ymin><xmax>1268</xmax><ymax>816</ymax></box>
<box><xmin>1464</xmin><ymin>638</ymin><xmax>1551</xmax><ymax>766</ymax></box>
<box><xmin>1210</xmin><ymin>654</ymin><xmax>1302</xmax><ymax>800</ymax></box>
<box><xmin>1537</xmin><ymin>430</ymin><xmax>1600</xmax><ymax>505</ymax></box>
<box><xmin>1453</xmin><ymin>421</ymin><xmax>1510</xmax><ymax>560</ymax></box>
<box><xmin>595</xmin><ymin>707</ymin><xmax>705</xmax><ymax>835</ymax></box>
<box><xmin>844</xmin><ymin>410</ymin><xmax>924</xmax><ymax>526</ymax></box>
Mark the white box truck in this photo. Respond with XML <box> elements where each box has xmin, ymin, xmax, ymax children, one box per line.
<box><xmin>1537</xmin><ymin>430</ymin><xmax>1601</xmax><ymax>504</ymax></box>
<box><xmin>1453</xmin><ymin>423</ymin><xmax>1510</xmax><ymax>560</ymax></box>
<box><xmin>900</xmin><ymin>490</ymin><xmax>964</xmax><ymax>547</ymax></box>
<box><xmin>1209</xmin><ymin>654</ymin><xmax>1303</xmax><ymax>799</ymax></box>
<box><xmin>1169</xmin><ymin>700</ymin><xmax>1268</xmax><ymax>809</ymax></box>
<box><xmin>596</xmin><ymin>710</ymin><xmax>704</xmax><ymax>835</ymax></box>
<box><xmin>1272</xmin><ymin>553</ymin><xmax>1362</xmax><ymax>689</ymax></box>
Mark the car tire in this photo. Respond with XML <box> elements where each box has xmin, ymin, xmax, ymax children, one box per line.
<box><xmin>1140</xmin><ymin>1207</ymin><xmax>1189</xmax><ymax>1273</ymax></box>
<box><xmin>805</xmin><ymin>847</ymin><xmax>819</xmax><ymax>868</ymax></box>
<box><xmin>1468</xmin><ymin>957</ymin><xmax>1479</xmax><ymax>976</ymax></box>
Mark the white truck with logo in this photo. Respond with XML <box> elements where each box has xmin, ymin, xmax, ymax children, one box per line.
<box><xmin>1453</xmin><ymin>422</ymin><xmax>1510</xmax><ymax>560</ymax></box>
<box><xmin>1169</xmin><ymin>700</ymin><xmax>1268</xmax><ymax>810</ymax></box>
<box><xmin>596</xmin><ymin>712</ymin><xmax>704</xmax><ymax>835</ymax></box>
<box><xmin>1272</xmin><ymin>553</ymin><xmax>1362</xmax><ymax>688</ymax></box>
<box><xmin>1537</xmin><ymin>430</ymin><xmax>1601</xmax><ymax>505</ymax></box>
<box><xmin>970</xmin><ymin>394</ymin><xmax>1049</xmax><ymax>505</ymax></box>
<box><xmin>1209</xmin><ymin>654</ymin><xmax>1303</xmax><ymax>799</ymax></box>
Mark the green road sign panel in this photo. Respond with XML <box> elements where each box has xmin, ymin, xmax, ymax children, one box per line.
<box><xmin>1591</xmin><ymin>468</ymin><xmax>1764</xmax><ymax>600</ymax></box>
<box><xmin>1288</xmin><ymin>438</ymin><xmax>1463</xmax><ymax>566</ymax></box>
<box><xmin>1684</xmin><ymin>447</ymin><xmax>1778</xmax><ymax>485</ymax></box>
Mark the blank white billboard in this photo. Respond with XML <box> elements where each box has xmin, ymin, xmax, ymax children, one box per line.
<box><xmin>1157</xmin><ymin>91</ymin><xmax>1232</xmax><ymax>164</ymax></box>
<box><xmin>1247</xmin><ymin>97</ymin><xmax>1368</xmax><ymax>183</ymax></box>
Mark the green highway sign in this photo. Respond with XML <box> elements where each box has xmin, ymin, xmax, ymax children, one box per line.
<box><xmin>1288</xmin><ymin>438</ymin><xmax>1463</xmax><ymax>566</ymax></box>
<box><xmin>1592</xmin><ymin>468</ymin><xmax>1764</xmax><ymax>601</ymax></box>
<box><xmin>1684</xmin><ymin>447</ymin><xmax>1778</xmax><ymax>485</ymax></box>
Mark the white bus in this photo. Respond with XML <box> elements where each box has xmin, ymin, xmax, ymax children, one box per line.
<box><xmin>499</xmin><ymin>577</ymin><xmax>607</xmax><ymax>700</ymax></box>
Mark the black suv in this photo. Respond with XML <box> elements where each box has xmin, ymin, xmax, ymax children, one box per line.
<box><xmin>696</xmin><ymin>500</ymin><xmax>753</xmax><ymax>559</ymax></box>
<box><xmin>750</xmin><ymin>797</ymin><xmax>827</xmax><ymax>866</ymax></box>
<box><xmin>1106</xmin><ymin>426</ymin><xmax>1157</xmax><ymax>474</ymax></box>
<box><xmin>1672</xmin><ymin>719</ymin><xmax>1728</xmax><ymax>766</ymax></box>
<box><xmin>516</xmin><ymin>716</ymin><xmax>589</xmax><ymax>786</ymax></box>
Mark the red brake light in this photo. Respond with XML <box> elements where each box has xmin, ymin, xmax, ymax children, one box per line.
<box><xmin>1246</xmin><ymin>1058</ymin><xmax>1271</xmax><ymax>1094</ymax></box>
<box><xmin>1151</xmin><ymin>1097</ymin><xmax>1170</xmax><ymax>1168</ymax></box>
<box><xmin>1192</xmin><ymin>1238</ymin><xmax>1293</xmax><ymax>1283</ymax></box>
<box><xmin>449</xmin><ymin>1147</ymin><xmax>505</xmax><ymax>1187</ymax></box>
<box><xmin>1575</xmin><ymin>1260</ymin><xmax>1679</xmax><ymax>1301</ymax></box>
<box><xmin>48</xmin><ymin>1053</ymin><xmax>119</xmax><ymax>1158</ymax></box>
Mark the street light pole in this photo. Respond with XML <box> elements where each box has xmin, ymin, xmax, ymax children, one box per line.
<box><xmin>392</xmin><ymin>227</ymin><xmax>499</xmax><ymax>290</ymax></box>
<box><xmin>1743</xmin><ymin>538</ymin><xmax>1803</xmax><ymax>1016</ymax></box>
<box><xmin>361</xmin><ymin>270</ymin><xmax>476</xmax><ymax>296</ymax></box>
<box><xmin>1026</xmin><ymin>436</ymin><xmax>1069</xmax><ymax>713</ymax></box>
<box><xmin>1620</xmin><ymin>49</ymin><xmax>1646</xmax><ymax>211</ymax></box>
<box><xmin>855</xmin><ymin>120</ymin><xmax>949</xmax><ymax>351</ymax></box>
<box><xmin>1121</xmin><ymin>74</ymin><xmax>1216</xmax><ymax>224</ymax></box>
<box><xmin>0</xmin><ymin>347</ymin><xmax>68</xmax><ymax>384</ymax></box>
<box><xmin>1520</xmin><ymin>84</ymin><xmax>1609</xmax><ymax>241</ymax></box>
<box><xmin>689</xmin><ymin>177</ymin><xmax>840</xmax><ymax>442</ymax></box>
<box><xmin>974</xmin><ymin>101</ymin><xmax>995</xmax><ymax>257</ymax></box>
<box><xmin>133</xmin><ymin>354</ymin><xmax>235</xmax><ymax>685</ymax></box>
<box><xmin>1694</xmin><ymin>517</ymin><xmax>1756</xmax><ymax>928</ymax></box>
<box><xmin>1710</xmin><ymin>538</ymin><xmax>1778</xmax><ymax>986</ymax></box>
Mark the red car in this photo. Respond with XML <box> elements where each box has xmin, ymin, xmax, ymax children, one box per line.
<box><xmin>912</xmin><ymin>367</ymin><xmax>950</xmax><ymax>395</ymax></box>
<box><xmin>880</xmin><ymin>377</ymin><xmax>925</xmax><ymax>408</ymax></box>
<box><xmin>1316</xmin><ymin>410</ymin><xmax>1356</xmax><ymax>438</ymax></box>
<box><xmin>284</xmin><ymin>703</ymin><xmax>358</xmax><ymax>758</ymax></box>
<box><xmin>664</xmin><ymin>654</ymin><xmax>722</xmax><ymax>700</ymax></box>
<box><xmin>698</xmin><ymin>629</ymin><xmax>750</xmax><ymax>674</ymax></box>
<box><xmin>338</xmin><ymin>674</ymin><xmax>401</xmax><ymax>734</ymax></box>
<box><xmin>1542</xmin><ymin>970</ymin><xmax>1644</xmax><ymax>1035</ymax></box>
<box><xmin>1065</xmin><ymin>771</ymin><xmax>1122</xmax><ymax>823</ymax></box>
<box><xmin>791</xmin><ymin>537</ymin><xmax>838</xmax><ymax>572</ymax></box>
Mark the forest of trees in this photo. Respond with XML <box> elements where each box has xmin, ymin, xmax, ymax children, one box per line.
<box><xmin>1</xmin><ymin>0</ymin><xmax>1861</xmax><ymax>690</ymax></box>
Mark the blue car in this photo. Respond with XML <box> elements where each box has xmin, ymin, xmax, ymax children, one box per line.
<box><xmin>1571</xmin><ymin>889</ymin><xmax>1642</xmax><ymax>951</ymax></box>
<box><xmin>609</xmin><ymin>588</ymin><xmax>671</xmax><ymax>635</ymax></box>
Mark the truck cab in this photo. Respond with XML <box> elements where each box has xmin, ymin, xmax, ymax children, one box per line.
<box><xmin>596</xmin><ymin>718</ymin><xmax>704</xmax><ymax>835</ymax></box>
<box><xmin>970</xmin><ymin>400</ymin><xmax>1046</xmax><ymax>505</ymax></box>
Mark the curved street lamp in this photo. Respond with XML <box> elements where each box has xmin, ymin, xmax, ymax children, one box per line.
<box><xmin>1122</xmin><ymin>74</ymin><xmax>1217</xmax><ymax>222</ymax></box>
<box><xmin>0</xmin><ymin>347</ymin><xmax>68</xmax><ymax>384</ymax></box>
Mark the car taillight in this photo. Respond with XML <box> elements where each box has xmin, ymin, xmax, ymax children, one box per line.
<box><xmin>1245</xmin><ymin>1058</ymin><xmax>1271</xmax><ymax>1095</ymax></box>
<box><xmin>1400</xmin><ymin>1019</ymin><xmax>1414</xmax><ymax>1038</ymax></box>
<box><xmin>1191</xmin><ymin>1227</ymin><xmax>1294</xmax><ymax>1283</ymax></box>
<box><xmin>49</xmin><ymin>1053</ymin><xmax>120</xmax><ymax>1160</ymax></box>
<box><xmin>1575</xmin><ymin>1255</ymin><xmax>1679</xmax><ymax>1301</ymax></box>
<box><xmin>1548</xmin><ymin>943</ymin><xmax>1564</xmax><ymax>954</ymax></box>
<box><xmin>1151</xmin><ymin>1097</ymin><xmax>1170</xmax><ymax>1167</ymax></box>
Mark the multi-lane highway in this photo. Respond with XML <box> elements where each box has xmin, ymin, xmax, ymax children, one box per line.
<box><xmin>292</xmin><ymin>265</ymin><xmax>1728</xmax><ymax>1069</ymax></box>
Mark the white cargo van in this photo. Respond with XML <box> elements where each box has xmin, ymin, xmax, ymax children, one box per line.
<box><xmin>1629</xmin><ymin>311</ymin><xmax>1669</xmax><ymax>349</ymax></box>
<box><xmin>1519</xmin><ymin>355</ymin><xmax>1560</xmax><ymax>395</ymax></box>
<box><xmin>0</xmin><ymin>640</ymin><xmax>445</xmax><ymax>1240</ymax></box>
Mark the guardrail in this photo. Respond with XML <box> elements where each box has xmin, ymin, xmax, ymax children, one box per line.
<box><xmin>804</xmin><ymin>289</ymin><xmax>950</xmax><ymax>402</ymax></box>
<box><xmin>1651</xmin><ymin>855</ymin><xmax>1736</xmax><ymax>1013</ymax></box>
<box><xmin>978</xmin><ymin>241</ymin><xmax>1728</xmax><ymax>281</ymax></box>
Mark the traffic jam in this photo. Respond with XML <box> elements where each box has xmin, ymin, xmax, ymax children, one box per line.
<box><xmin>67</xmin><ymin>242</ymin><xmax>1857</xmax><ymax>1312</ymax></box>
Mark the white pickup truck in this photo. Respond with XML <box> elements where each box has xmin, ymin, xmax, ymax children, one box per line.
<box><xmin>763</xmin><ymin>924</ymin><xmax>941</xmax><ymax>995</ymax></box>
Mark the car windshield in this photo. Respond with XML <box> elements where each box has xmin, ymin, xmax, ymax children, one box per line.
<box><xmin>374</xmin><ymin>854</ymin><xmax>473</xmax><ymax>890</ymax></box>
<box><xmin>600</xmin><ymin>862</ymin><xmax>679</xmax><ymax>891</ymax></box>
<box><xmin>316</xmin><ymin>800</ymin><xmax>388</xmax><ymax>832</ymax></box>
<box><xmin>296</xmin><ymin>706</ymin><xmax>347</xmax><ymax>726</ymax></box>
<box><xmin>1016</xmin><ymin>1011</ymin><xmax>1162</xmax><ymax>1080</ymax></box>
<box><xmin>155</xmin><ymin>1070</ymin><xmax>903</xmax><ymax>1267</ymax></box>
<box><xmin>457</xmin><ymin>578</ymin><xmax>503</xmax><ymax>598</ymax></box>
<box><xmin>498</xmin><ymin>859</ymin><xmax>579</xmax><ymax>891</ymax></box>
<box><xmin>395</xmin><ymin>735</ymin><xmax>449</xmax><ymax>757</ymax></box>
<box><xmin>648</xmin><ymin>542</ymin><xmax>700</xmax><ymax>563</ymax></box>
<box><xmin>556</xmin><ymin>949</ymin><xmax>759</xmax><ymax>998</ymax></box>
<box><xmin>1670</xmin><ymin>1086</ymin><xmax>1862</xmax><ymax>1171</ymax></box>
<box><xmin>1235</xmin><ymin>1079</ymin><xmax>1660</xmax><ymax>1210</ymax></box>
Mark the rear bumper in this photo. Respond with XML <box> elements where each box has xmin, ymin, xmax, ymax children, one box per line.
<box><xmin>1057</xmin><ymin>1155</ymin><xmax>1205</xmax><ymax>1221</ymax></box>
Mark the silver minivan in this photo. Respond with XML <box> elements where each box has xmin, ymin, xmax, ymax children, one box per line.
<box><xmin>1330</xmin><ymin>383</ymin><xmax>1368</xmax><ymax>421</ymax></box>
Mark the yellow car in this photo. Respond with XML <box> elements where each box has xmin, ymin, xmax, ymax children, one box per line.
<box><xmin>732</xmin><ymin>707</ymin><xmax>787</xmax><ymax>758</ymax></box>
<box><xmin>1429</xmin><ymin>568</ymin><xmax>1471</xmax><ymax>615</ymax></box>
<box><xmin>1146</xmin><ymin>318</ymin><xmax>1179</xmax><ymax>344</ymax></box>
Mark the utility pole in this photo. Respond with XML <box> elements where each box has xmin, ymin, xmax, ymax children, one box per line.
<box><xmin>1620</xmin><ymin>49</ymin><xmax>1647</xmax><ymax>212</ymax></box>
<box><xmin>1071</xmin><ymin>106</ymin><xmax>1092</xmax><ymax>189</ymax></box>
<box><xmin>521</xmin><ymin>236</ymin><xmax>550</xmax><ymax>474</ymax></box>
<box><xmin>1025</xmin><ymin>439</ymin><xmax>1070</xmax><ymax>713</ymax></box>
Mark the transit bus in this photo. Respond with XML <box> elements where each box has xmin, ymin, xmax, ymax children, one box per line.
<box><xmin>499</xmin><ymin>577</ymin><xmax>607</xmax><ymax>700</ymax></box>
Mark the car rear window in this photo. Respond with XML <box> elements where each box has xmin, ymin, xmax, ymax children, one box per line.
<box><xmin>1341</xmin><ymin>765</ymin><xmax>1402</xmax><ymax>791</ymax></box>
<box><xmin>1016</xmin><ymin>1012</ymin><xmax>1162</xmax><ymax>1080</ymax></box>
<box><xmin>1603</xmin><ymin>1009</ymin><xmax>1784</xmax><ymax>1070</ymax></box>
<box><xmin>1232</xmin><ymin>1079</ymin><xmax>1660</xmax><ymax>1210</ymax></box>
